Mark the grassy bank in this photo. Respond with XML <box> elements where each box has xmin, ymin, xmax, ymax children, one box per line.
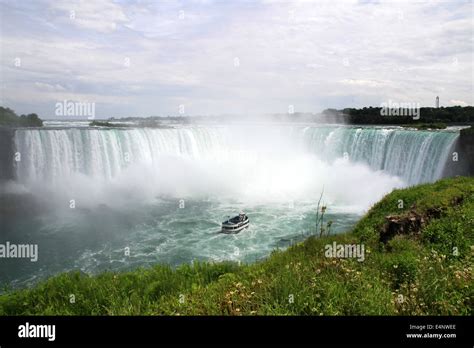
<box><xmin>0</xmin><ymin>177</ymin><xmax>472</xmax><ymax>315</ymax></box>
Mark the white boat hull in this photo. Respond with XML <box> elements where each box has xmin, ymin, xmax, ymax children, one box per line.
<box><xmin>221</xmin><ymin>219</ymin><xmax>249</xmax><ymax>234</ymax></box>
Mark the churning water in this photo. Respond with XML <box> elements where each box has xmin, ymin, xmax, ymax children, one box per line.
<box><xmin>0</xmin><ymin>123</ymin><xmax>459</xmax><ymax>288</ymax></box>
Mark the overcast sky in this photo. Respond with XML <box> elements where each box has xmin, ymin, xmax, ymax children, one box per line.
<box><xmin>0</xmin><ymin>0</ymin><xmax>472</xmax><ymax>119</ymax></box>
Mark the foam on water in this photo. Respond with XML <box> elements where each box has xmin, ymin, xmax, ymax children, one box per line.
<box><xmin>1</xmin><ymin>124</ymin><xmax>459</xmax><ymax>288</ymax></box>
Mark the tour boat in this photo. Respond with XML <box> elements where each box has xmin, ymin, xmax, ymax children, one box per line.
<box><xmin>221</xmin><ymin>212</ymin><xmax>249</xmax><ymax>233</ymax></box>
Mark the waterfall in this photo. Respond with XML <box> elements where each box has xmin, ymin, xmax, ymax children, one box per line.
<box><xmin>299</xmin><ymin>126</ymin><xmax>459</xmax><ymax>185</ymax></box>
<box><xmin>13</xmin><ymin>125</ymin><xmax>459</xmax><ymax>186</ymax></box>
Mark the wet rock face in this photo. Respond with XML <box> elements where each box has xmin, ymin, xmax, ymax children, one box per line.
<box><xmin>0</xmin><ymin>128</ymin><xmax>15</xmax><ymax>182</ymax></box>
<box><xmin>444</xmin><ymin>130</ymin><xmax>474</xmax><ymax>178</ymax></box>
<box><xmin>443</xmin><ymin>131</ymin><xmax>474</xmax><ymax>177</ymax></box>
<box><xmin>459</xmin><ymin>132</ymin><xmax>474</xmax><ymax>176</ymax></box>
<box><xmin>379</xmin><ymin>197</ymin><xmax>464</xmax><ymax>244</ymax></box>
<box><xmin>380</xmin><ymin>211</ymin><xmax>427</xmax><ymax>244</ymax></box>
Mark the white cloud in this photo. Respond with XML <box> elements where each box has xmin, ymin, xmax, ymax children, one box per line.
<box><xmin>34</xmin><ymin>82</ymin><xmax>66</xmax><ymax>92</ymax></box>
<box><xmin>340</xmin><ymin>79</ymin><xmax>387</xmax><ymax>88</ymax></box>
<box><xmin>49</xmin><ymin>0</ymin><xmax>129</xmax><ymax>33</ymax></box>
<box><xmin>0</xmin><ymin>0</ymin><xmax>472</xmax><ymax>117</ymax></box>
<box><xmin>449</xmin><ymin>99</ymin><xmax>468</xmax><ymax>107</ymax></box>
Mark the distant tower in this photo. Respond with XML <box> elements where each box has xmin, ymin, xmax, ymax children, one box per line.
<box><xmin>436</xmin><ymin>96</ymin><xmax>439</xmax><ymax>108</ymax></box>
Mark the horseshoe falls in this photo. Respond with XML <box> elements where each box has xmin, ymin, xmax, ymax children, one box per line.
<box><xmin>2</xmin><ymin>124</ymin><xmax>459</xmax><ymax>288</ymax></box>
<box><xmin>14</xmin><ymin>125</ymin><xmax>457</xmax><ymax>186</ymax></box>
<box><xmin>298</xmin><ymin>126</ymin><xmax>458</xmax><ymax>185</ymax></box>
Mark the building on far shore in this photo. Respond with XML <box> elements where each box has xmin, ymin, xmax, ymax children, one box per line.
<box><xmin>436</xmin><ymin>96</ymin><xmax>440</xmax><ymax>108</ymax></box>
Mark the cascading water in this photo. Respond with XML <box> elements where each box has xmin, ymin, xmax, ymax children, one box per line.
<box><xmin>299</xmin><ymin>126</ymin><xmax>459</xmax><ymax>185</ymax></box>
<box><xmin>14</xmin><ymin>125</ymin><xmax>458</xmax><ymax>186</ymax></box>
<box><xmin>1</xmin><ymin>123</ymin><xmax>460</xmax><ymax>288</ymax></box>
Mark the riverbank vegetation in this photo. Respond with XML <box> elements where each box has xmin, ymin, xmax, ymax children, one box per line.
<box><xmin>89</xmin><ymin>119</ymin><xmax>173</xmax><ymax>128</ymax></box>
<box><xmin>89</xmin><ymin>120</ymin><xmax>120</xmax><ymax>127</ymax></box>
<box><xmin>0</xmin><ymin>107</ymin><xmax>43</xmax><ymax>127</ymax></box>
<box><xmin>0</xmin><ymin>177</ymin><xmax>472</xmax><ymax>316</ymax></box>
<box><xmin>2</xmin><ymin>105</ymin><xmax>472</xmax><ymax>128</ymax></box>
<box><xmin>321</xmin><ymin>106</ymin><xmax>473</xmax><ymax>125</ymax></box>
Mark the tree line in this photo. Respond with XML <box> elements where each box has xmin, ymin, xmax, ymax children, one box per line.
<box><xmin>0</xmin><ymin>106</ymin><xmax>43</xmax><ymax>127</ymax></box>
<box><xmin>322</xmin><ymin>106</ymin><xmax>473</xmax><ymax>125</ymax></box>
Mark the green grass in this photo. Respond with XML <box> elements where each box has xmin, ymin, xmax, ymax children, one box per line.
<box><xmin>1</xmin><ymin>177</ymin><xmax>472</xmax><ymax>316</ymax></box>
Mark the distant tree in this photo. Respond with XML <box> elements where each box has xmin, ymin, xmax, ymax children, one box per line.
<box><xmin>0</xmin><ymin>107</ymin><xmax>43</xmax><ymax>127</ymax></box>
<box><xmin>321</xmin><ymin>106</ymin><xmax>473</xmax><ymax>125</ymax></box>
